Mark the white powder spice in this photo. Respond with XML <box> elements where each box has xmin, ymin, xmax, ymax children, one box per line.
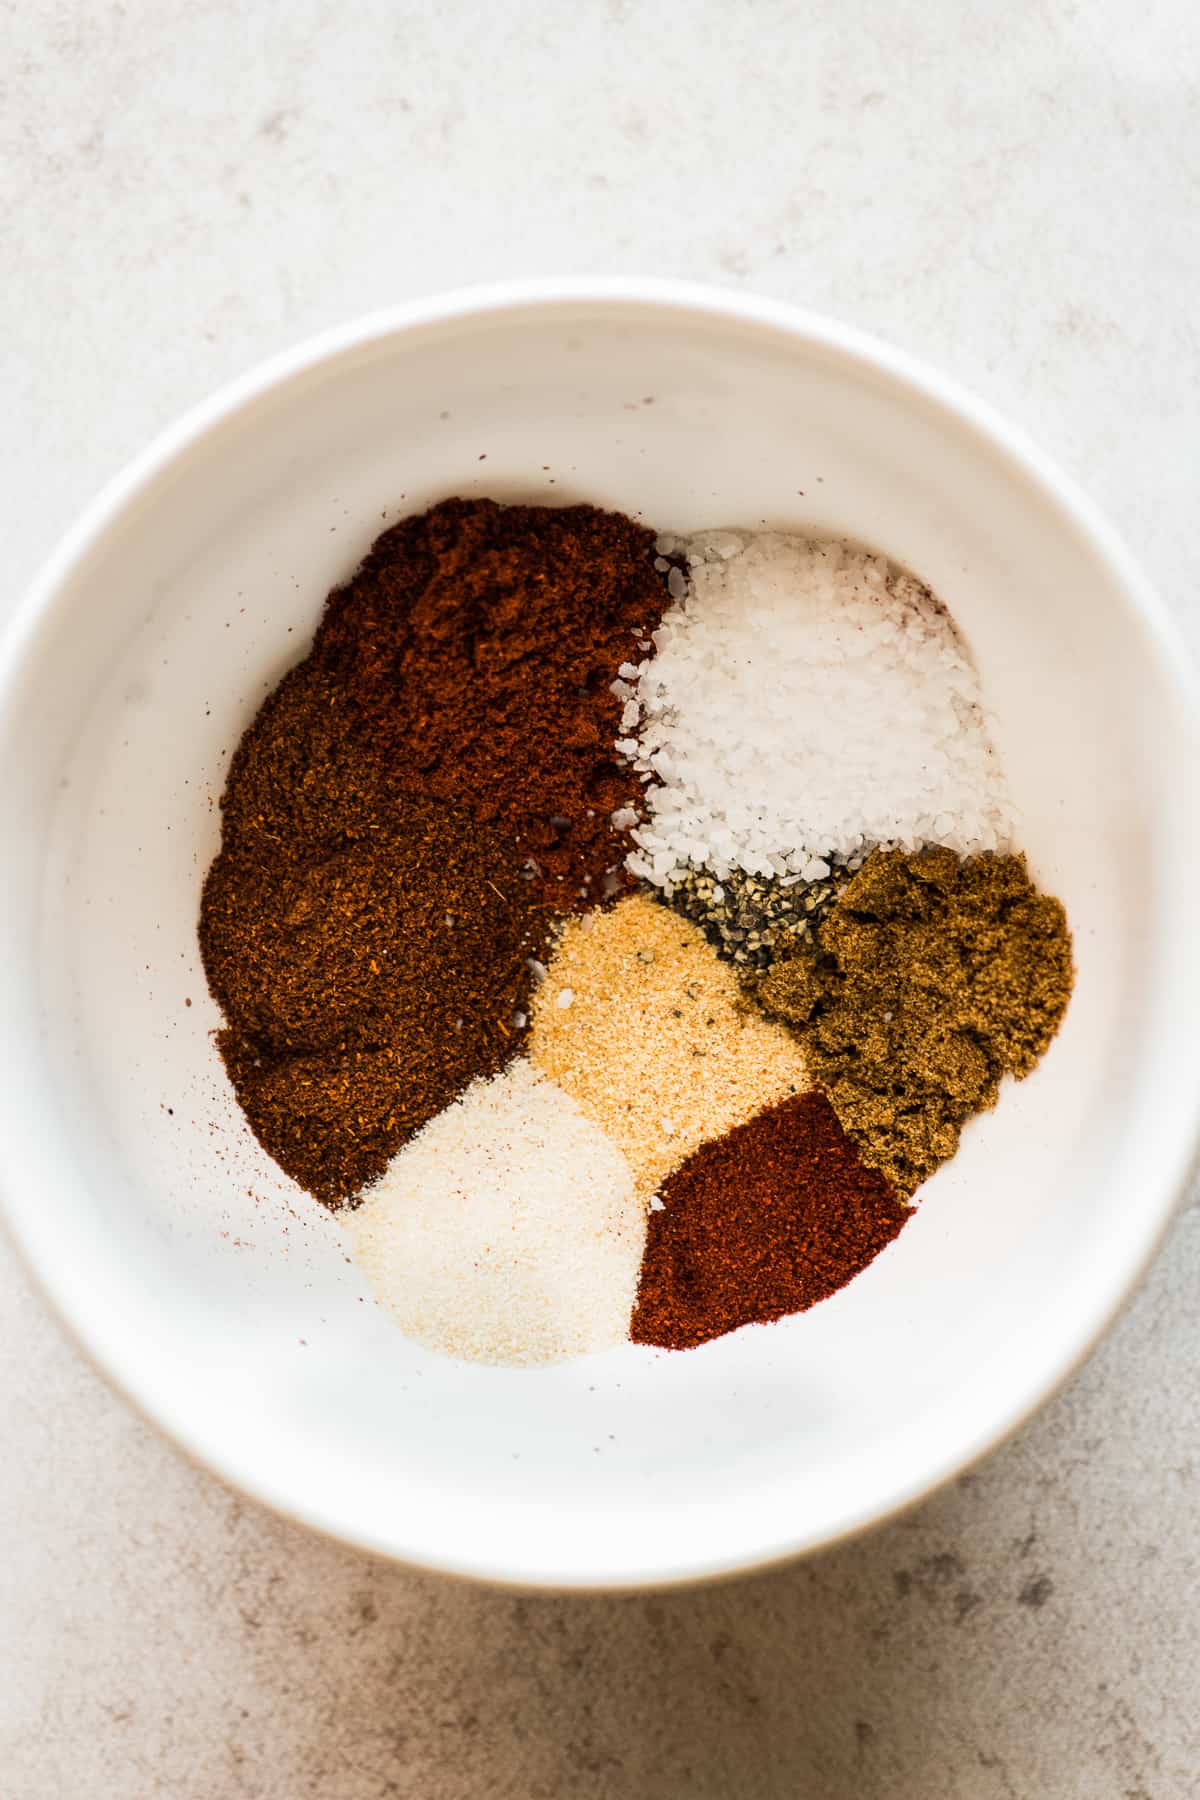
<box><xmin>621</xmin><ymin>532</ymin><xmax>1012</xmax><ymax>886</ymax></box>
<box><xmin>348</xmin><ymin>1060</ymin><xmax>643</xmax><ymax>1367</ymax></box>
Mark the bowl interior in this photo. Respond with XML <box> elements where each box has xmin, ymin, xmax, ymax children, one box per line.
<box><xmin>3</xmin><ymin>291</ymin><xmax>1197</xmax><ymax>1587</ymax></box>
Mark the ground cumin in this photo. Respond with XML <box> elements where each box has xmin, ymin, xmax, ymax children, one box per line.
<box><xmin>631</xmin><ymin>1092</ymin><xmax>908</xmax><ymax>1349</ymax></box>
<box><xmin>754</xmin><ymin>848</ymin><xmax>1074</xmax><ymax>1198</ymax></box>
<box><xmin>200</xmin><ymin>665</ymin><xmax>546</xmax><ymax>1206</ymax></box>
<box><xmin>312</xmin><ymin>498</ymin><xmax>672</xmax><ymax>908</ymax></box>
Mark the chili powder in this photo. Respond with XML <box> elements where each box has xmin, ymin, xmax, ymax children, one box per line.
<box><xmin>199</xmin><ymin>665</ymin><xmax>546</xmax><ymax>1206</ymax></box>
<box><xmin>312</xmin><ymin>497</ymin><xmax>672</xmax><ymax>908</ymax></box>
<box><xmin>631</xmin><ymin>1092</ymin><xmax>909</xmax><ymax>1349</ymax></box>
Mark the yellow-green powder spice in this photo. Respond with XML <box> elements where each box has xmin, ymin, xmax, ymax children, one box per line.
<box><xmin>753</xmin><ymin>848</ymin><xmax>1074</xmax><ymax>1198</ymax></box>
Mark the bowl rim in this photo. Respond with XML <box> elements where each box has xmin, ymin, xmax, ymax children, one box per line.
<box><xmin>3</xmin><ymin>275</ymin><xmax>1199</xmax><ymax>1592</ymax></box>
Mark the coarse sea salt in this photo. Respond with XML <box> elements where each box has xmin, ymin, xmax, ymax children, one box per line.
<box><xmin>348</xmin><ymin>1060</ymin><xmax>643</xmax><ymax>1367</ymax></box>
<box><xmin>622</xmin><ymin>531</ymin><xmax>1012</xmax><ymax>886</ymax></box>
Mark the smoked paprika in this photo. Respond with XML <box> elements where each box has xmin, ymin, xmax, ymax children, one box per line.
<box><xmin>312</xmin><ymin>497</ymin><xmax>673</xmax><ymax>909</ymax></box>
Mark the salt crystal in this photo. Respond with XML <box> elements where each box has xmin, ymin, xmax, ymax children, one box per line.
<box><xmin>620</xmin><ymin>531</ymin><xmax>1011</xmax><ymax>885</ymax></box>
<box><xmin>556</xmin><ymin>987</ymin><xmax>575</xmax><ymax>1010</ymax></box>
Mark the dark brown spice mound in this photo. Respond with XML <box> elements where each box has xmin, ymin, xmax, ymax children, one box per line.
<box><xmin>753</xmin><ymin>848</ymin><xmax>1074</xmax><ymax>1198</ymax></box>
<box><xmin>200</xmin><ymin>665</ymin><xmax>546</xmax><ymax>1206</ymax></box>
<box><xmin>631</xmin><ymin>1092</ymin><xmax>909</xmax><ymax>1350</ymax></box>
<box><xmin>312</xmin><ymin>498</ymin><xmax>672</xmax><ymax>908</ymax></box>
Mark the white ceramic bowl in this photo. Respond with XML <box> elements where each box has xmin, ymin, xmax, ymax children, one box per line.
<box><xmin>3</xmin><ymin>280</ymin><xmax>1198</xmax><ymax>1590</ymax></box>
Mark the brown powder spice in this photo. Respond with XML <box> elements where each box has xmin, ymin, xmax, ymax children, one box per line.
<box><xmin>200</xmin><ymin>666</ymin><xmax>547</xmax><ymax>1206</ymax></box>
<box><xmin>312</xmin><ymin>497</ymin><xmax>673</xmax><ymax>909</ymax></box>
<box><xmin>754</xmin><ymin>847</ymin><xmax>1074</xmax><ymax>1197</ymax></box>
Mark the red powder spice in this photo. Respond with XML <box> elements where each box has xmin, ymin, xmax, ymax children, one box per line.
<box><xmin>312</xmin><ymin>498</ymin><xmax>672</xmax><ymax>910</ymax></box>
<box><xmin>631</xmin><ymin>1092</ymin><xmax>910</xmax><ymax>1350</ymax></box>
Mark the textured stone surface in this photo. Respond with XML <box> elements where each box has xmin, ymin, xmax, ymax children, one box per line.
<box><xmin>3</xmin><ymin>1</ymin><xmax>1199</xmax><ymax>1793</ymax></box>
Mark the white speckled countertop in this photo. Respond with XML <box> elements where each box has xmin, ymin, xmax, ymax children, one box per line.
<box><xmin>4</xmin><ymin>3</ymin><xmax>1199</xmax><ymax>1793</ymax></box>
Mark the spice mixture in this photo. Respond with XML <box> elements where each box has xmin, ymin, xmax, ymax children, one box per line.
<box><xmin>755</xmin><ymin>848</ymin><xmax>1074</xmax><ymax>1196</ymax></box>
<box><xmin>199</xmin><ymin>502</ymin><xmax>1074</xmax><ymax>1365</ymax></box>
